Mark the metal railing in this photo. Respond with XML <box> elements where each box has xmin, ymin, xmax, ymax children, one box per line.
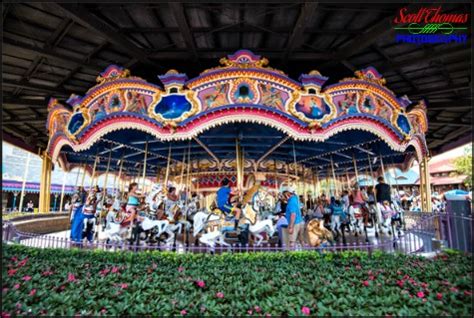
<box><xmin>2</xmin><ymin>212</ymin><xmax>472</xmax><ymax>255</ymax></box>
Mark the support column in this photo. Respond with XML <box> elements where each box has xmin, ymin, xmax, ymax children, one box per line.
<box><xmin>38</xmin><ymin>151</ymin><xmax>53</xmax><ymax>213</ymax></box>
<box><xmin>419</xmin><ymin>157</ymin><xmax>432</xmax><ymax>212</ymax></box>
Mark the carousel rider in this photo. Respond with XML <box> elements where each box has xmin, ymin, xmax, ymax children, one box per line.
<box><xmin>164</xmin><ymin>186</ymin><xmax>180</xmax><ymax>219</ymax></box>
<box><xmin>121</xmin><ymin>182</ymin><xmax>145</xmax><ymax>228</ymax></box>
<box><xmin>70</xmin><ymin>187</ymin><xmax>99</xmax><ymax>243</ymax></box>
<box><xmin>216</xmin><ymin>178</ymin><xmax>241</xmax><ymax>228</ymax></box>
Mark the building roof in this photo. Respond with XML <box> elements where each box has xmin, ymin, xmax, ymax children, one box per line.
<box><xmin>2</xmin><ymin>3</ymin><xmax>471</xmax><ymax>156</ymax></box>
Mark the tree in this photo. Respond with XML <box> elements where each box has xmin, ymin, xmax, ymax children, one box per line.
<box><xmin>453</xmin><ymin>145</ymin><xmax>472</xmax><ymax>188</ymax></box>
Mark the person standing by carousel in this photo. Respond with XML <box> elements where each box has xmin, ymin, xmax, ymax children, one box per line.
<box><xmin>375</xmin><ymin>176</ymin><xmax>391</xmax><ymax>204</ymax></box>
<box><xmin>281</xmin><ymin>186</ymin><xmax>304</xmax><ymax>249</ymax></box>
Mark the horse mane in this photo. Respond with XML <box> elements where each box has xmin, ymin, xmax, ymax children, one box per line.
<box><xmin>243</xmin><ymin>183</ymin><xmax>261</xmax><ymax>205</ymax></box>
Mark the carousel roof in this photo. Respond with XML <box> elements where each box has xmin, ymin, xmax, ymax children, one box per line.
<box><xmin>2</xmin><ymin>3</ymin><xmax>471</xmax><ymax>157</ymax></box>
<box><xmin>45</xmin><ymin>49</ymin><xmax>427</xmax><ymax>178</ymax></box>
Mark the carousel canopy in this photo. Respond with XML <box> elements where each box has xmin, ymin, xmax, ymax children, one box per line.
<box><xmin>45</xmin><ymin>50</ymin><xmax>428</xmax><ymax>182</ymax></box>
<box><xmin>3</xmin><ymin>3</ymin><xmax>471</xmax><ymax>157</ymax></box>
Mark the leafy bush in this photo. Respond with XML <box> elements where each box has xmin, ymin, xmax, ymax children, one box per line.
<box><xmin>2</xmin><ymin>244</ymin><xmax>472</xmax><ymax>316</ymax></box>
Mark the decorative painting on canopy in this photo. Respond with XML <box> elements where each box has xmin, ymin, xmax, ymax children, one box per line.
<box><xmin>45</xmin><ymin>50</ymin><xmax>429</xmax><ymax>164</ymax></box>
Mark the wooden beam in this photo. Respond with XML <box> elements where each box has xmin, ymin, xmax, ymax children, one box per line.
<box><xmin>319</xmin><ymin>12</ymin><xmax>397</xmax><ymax>69</ymax></box>
<box><xmin>2</xmin><ymin>98</ymin><xmax>48</xmax><ymax>108</ymax></box>
<box><xmin>121</xmin><ymin>26</ymin><xmax>363</xmax><ymax>35</ymax></box>
<box><xmin>169</xmin><ymin>3</ymin><xmax>199</xmax><ymax>62</ymax></box>
<box><xmin>428</xmin><ymin>127</ymin><xmax>471</xmax><ymax>148</ymax></box>
<box><xmin>2</xmin><ymin>37</ymin><xmax>104</xmax><ymax>73</ymax></box>
<box><xmin>404</xmin><ymin>84</ymin><xmax>471</xmax><ymax>98</ymax></box>
<box><xmin>429</xmin><ymin>120</ymin><xmax>471</xmax><ymax>127</ymax></box>
<box><xmin>282</xmin><ymin>2</ymin><xmax>319</xmax><ymax>64</ymax></box>
<box><xmin>377</xmin><ymin>47</ymin><xmax>471</xmax><ymax>74</ymax></box>
<box><xmin>3</xmin><ymin>118</ymin><xmax>45</xmax><ymax>125</ymax></box>
<box><xmin>149</xmin><ymin>50</ymin><xmax>333</xmax><ymax>60</ymax></box>
<box><xmin>3</xmin><ymin>79</ymin><xmax>71</xmax><ymax>96</ymax></box>
<box><xmin>53</xmin><ymin>3</ymin><xmax>164</xmax><ymax>69</ymax></box>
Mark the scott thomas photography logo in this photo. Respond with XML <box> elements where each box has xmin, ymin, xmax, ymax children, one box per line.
<box><xmin>393</xmin><ymin>6</ymin><xmax>469</xmax><ymax>44</ymax></box>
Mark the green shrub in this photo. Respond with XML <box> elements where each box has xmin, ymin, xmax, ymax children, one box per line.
<box><xmin>2</xmin><ymin>244</ymin><xmax>472</xmax><ymax>316</ymax></box>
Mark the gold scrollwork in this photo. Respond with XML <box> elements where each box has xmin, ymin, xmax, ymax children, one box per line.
<box><xmin>65</xmin><ymin>105</ymin><xmax>91</xmax><ymax>141</ymax></box>
<box><xmin>391</xmin><ymin>109</ymin><xmax>412</xmax><ymax>139</ymax></box>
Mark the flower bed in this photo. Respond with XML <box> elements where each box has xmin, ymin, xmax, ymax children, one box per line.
<box><xmin>2</xmin><ymin>244</ymin><xmax>472</xmax><ymax>316</ymax></box>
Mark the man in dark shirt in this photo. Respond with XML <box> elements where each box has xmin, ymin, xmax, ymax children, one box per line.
<box><xmin>375</xmin><ymin>176</ymin><xmax>391</xmax><ymax>203</ymax></box>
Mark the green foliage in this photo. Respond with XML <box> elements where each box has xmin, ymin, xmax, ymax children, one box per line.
<box><xmin>453</xmin><ymin>145</ymin><xmax>473</xmax><ymax>188</ymax></box>
<box><xmin>2</xmin><ymin>244</ymin><xmax>472</xmax><ymax>316</ymax></box>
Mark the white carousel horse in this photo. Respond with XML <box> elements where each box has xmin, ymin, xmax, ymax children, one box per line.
<box><xmin>376</xmin><ymin>202</ymin><xmax>404</xmax><ymax>236</ymax></box>
<box><xmin>241</xmin><ymin>191</ymin><xmax>276</xmax><ymax>246</ymax></box>
<box><xmin>348</xmin><ymin>205</ymin><xmax>366</xmax><ymax>235</ymax></box>
<box><xmin>192</xmin><ymin>210</ymin><xmax>232</xmax><ymax>248</ymax></box>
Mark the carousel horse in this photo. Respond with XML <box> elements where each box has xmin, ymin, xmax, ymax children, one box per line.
<box><xmin>193</xmin><ymin>179</ymin><xmax>276</xmax><ymax>248</ymax></box>
<box><xmin>377</xmin><ymin>201</ymin><xmax>404</xmax><ymax>237</ymax></box>
<box><xmin>241</xmin><ymin>187</ymin><xmax>276</xmax><ymax>246</ymax></box>
<box><xmin>307</xmin><ymin>219</ymin><xmax>334</xmax><ymax>248</ymax></box>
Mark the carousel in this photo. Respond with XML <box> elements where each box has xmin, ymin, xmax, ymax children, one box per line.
<box><xmin>41</xmin><ymin>50</ymin><xmax>431</xmax><ymax>250</ymax></box>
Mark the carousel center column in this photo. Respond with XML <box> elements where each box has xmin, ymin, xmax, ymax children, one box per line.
<box><xmin>38</xmin><ymin>150</ymin><xmax>53</xmax><ymax>213</ymax></box>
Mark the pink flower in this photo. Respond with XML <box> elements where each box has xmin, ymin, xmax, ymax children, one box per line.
<box><xmin>362</xmin><ymin>281</ymin><xmax>369</xmax><ymax>287</ymax></box>
<box><xmin>29</xmin><ymin>289</ymin><xmax>36</xmax><ymax>296</ymax></box>
<box><xmin>436</xmin><ymin>293</ymin><xmax>443</xmax><ymax>300</ymax></box>
<box><xmin>7</xmin><ymin>269</ymin><xmax>17</xmax><ymax>277</ymax></box>
<box><xmin>67</xmin><ymin>273</ymin><xmax>76</xmax><ymax>282</ymax></box>
<box><xmin>450</xmin><ymin>287</ymin><xmax>458</xmax><ymax>293</ymax></box>
<box><xmin>111</xmin><ymin>267</ymin><xmax>120</xmax><ymax>274</ymax></box>
<box><xmin>2</xmin><ymin>288</ymin><xmax>8</xmax><ymax>293</ymax></box>
<box><xmin>216</xmin><ymin>292</ymin><xmax>224</xmax><ymax>298</ymax></box>
<box><xmin>180</xmin><ymin>309</ymin><xmax>187</xmax><ymax>316</ymax></box>
<box><xmin>254</xmin><ymin>306</ymin><xmax>261</xmax><ymax>313</ymax></box>
<box><xmin>420</xmin><ymin>282</ymin><xmax>428</xmax><ymax>289</ymax></box>
<box><xmin>301</xmin><ymin>306</ymin><xmax>311</xmax><ymax>316</ymax></box>
<box><xmin>178</xmin><ymin>266</ymin><xmax>185</xmax><ymax>272</ymax></box>
<box><xmin>120</xmin><ymin>283</ymin><xmax>128</xmax><ymax>289</ymax></box>
<box><xmin>397</xmin><ymin>280</ymin><xmax>404</xmax><ymax>288</ymax></box>
<box><xmin>247</xmin><ymin>309</ymin><xmax>253</xmax><ymax>315</ymax></box>
<box><xmin>15</xmin><ymin>303</ymin><xmax>21</xmax><ymax>309</ymax></box>
<box><xmin>13</xmin><ymin>284</ymin><xmax>20</xmax><ymax>290</ymax></box>
<box><xmin>355</xmin><ymin>265</ymin><xmax>362</xmax><ymax>270</ymax></box>
<box><xmin>196</xmin><ymin>280</ymin><xmax>205</xmax><ymax>288</ymax></box>
<box><xmin>369</xmin><ymin>275</ymin><xmax>375</xmax><ymax>281</ymax></box>
<box><xmin>265</xmin><ymin>314</ymin><xmax>271</xmax><ymax>317</ymax></box>
<box><xmin>1</xmin><ymin>312</ymin><xmax>11</xmax><ymax>318</ymax></box>
<box><xmin>11</xmin><ymin>256</ymin><xmax>18</xmax><ymax>262</ymax></box>
<box><xmin>100</xmin><ymin>308</ymin><xmax>107</xmax><ymax>314</ymax></box>
<box><xmin>17</xmin><ymin>258</ymin><xmax>28</xmax><ymax>267</ymax></box>
<box><xmin>42</xmin><ymin>271</ymin><xmax>53</xmax><ymax>277</ymax></box>
<box><xmin>464</xmin><ymin>290</ymin><xmax>472</xmax><ymax>296</ymax></box>
<box><xmin>417</xmin><ymin>291</ymin><xmax>425</xmax><ymax>298</ymax></box>
<box><xmin>99</xmin><ymin>268</ymin><xmax>110</xmax><ymax>277</ymax></box>
<box><xmin>22</xmin><ymin>276</ymin><xmax>31</xmax><ymax>281</ymax></box>
<box><xmin>422</xmin><ymin>298</ymin><xmax>427</xmax><ymax>303</ymax></box>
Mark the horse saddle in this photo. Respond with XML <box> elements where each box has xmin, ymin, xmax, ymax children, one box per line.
<box><xmin>211</xmin><ymin>208</ymin><xmax>234</xmax><ymax>222</ymax></box>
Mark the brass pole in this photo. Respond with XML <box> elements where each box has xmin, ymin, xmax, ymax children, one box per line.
<box><xmin>330</xmin><ymin>156</ymin><xmax>338</xmax><ymax>197</ymax></box>
<box><xmin>18</xmin><ymin>152</ymin><xmax>31</xmax><ymax>212</ymax></box>
<box><xmin>141</xmin><ymin>140</ymin><xmax>149</xmax><ymax>191</ymax></box>
<box><xmin>352</xmin><ymin>153</ymin><xmax>359</xmax><ymax>184</ymax></box>
<box><xmin>96</xmin><ymin>149</ymin><xmax>112</xmax><ymax>239</ymax></box>
<box><xmin>367</xmin><ymin>153</ymin><xmax>376</xmax><ymax>187</ymax></box>
<box><xmin>164</xmin><ymin>145</ymin><xmax>172</xmax><ymax>191</ymax></box>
